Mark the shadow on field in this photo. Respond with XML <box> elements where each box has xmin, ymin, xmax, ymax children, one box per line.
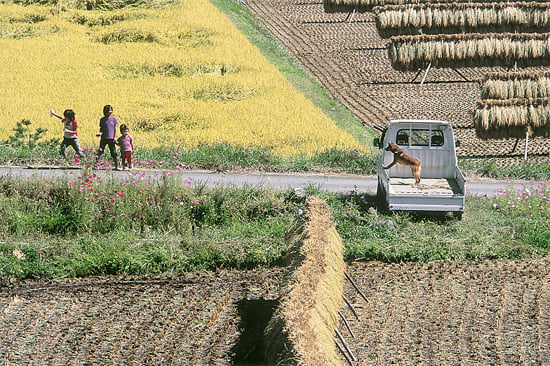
<box><xmin>232</xmin><ymin>299</ymin><xmax>278</xmax><ymax>365</ymax></box>
<box><xmin>338</xmin><ymin>191</ymin><xmax>462</xmax><ymax>223</ymax></box>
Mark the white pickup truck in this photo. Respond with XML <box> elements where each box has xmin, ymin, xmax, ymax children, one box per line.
<box><xmin>373</xmin><ymin>119</ymin><xmax>465</xmax><ymax>218</ymax></box>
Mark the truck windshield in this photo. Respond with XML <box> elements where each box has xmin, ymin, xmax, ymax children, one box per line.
<box><xmin>396</xmin><ymin>129</ymin><xmax>444</xmax><ymax>147</ymax></box>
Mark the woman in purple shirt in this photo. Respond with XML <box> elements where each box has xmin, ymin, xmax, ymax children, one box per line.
<box><xmin>95</xmin><ymin>104</ymin><xmax>119</xmax><ymax>170</ymax></box>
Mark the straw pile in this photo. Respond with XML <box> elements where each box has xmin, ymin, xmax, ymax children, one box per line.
<box><xmin>375</xmin><ymin>2</ymin><xmax>550</xmax><ymax>37</ymax></box>
<box><xmin>324</xmin><ymin>0</ymin><xmax>517</xmax><ymax>12</ymax></box>
<box><xmin>481</xmin><ymin>71</ymin><xmax>550</xmax><ymax>99</ymax></box>
<box><xmin>264</xmin><ymin>196</ymin><xmax>345</xmax><ymax>366</ymax></box>
<box><xmin>324</xmin><ymin>0</ymin><xmax>370</xmax><ymax>13</ymax></box>
<box><xmin>474</xmin><ymin>98</ymin><xmax>550</xmax><ymax>139</ymax></box>
<box><xmin>389</xmin><ymin>33</ymin><xmax>550</xmax><ymax>71</ymax></box>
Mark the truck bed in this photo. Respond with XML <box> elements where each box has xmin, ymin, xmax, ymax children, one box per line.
<box><xmin>389</xmin><ymin>178</ymin><xmax>463</xmax><ymax>196</ymax></box>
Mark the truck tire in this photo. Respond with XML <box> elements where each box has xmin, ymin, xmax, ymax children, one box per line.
<box><xmin>377</xmin><ymin>179</ymin><xmax>389</xmax><ymax>213</ymax></box>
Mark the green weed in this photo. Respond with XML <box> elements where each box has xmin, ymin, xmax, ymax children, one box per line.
<box><xmin>0</xmin><ymin>173</ymin><xmax>548</xmax><ymax>284</ymax></box>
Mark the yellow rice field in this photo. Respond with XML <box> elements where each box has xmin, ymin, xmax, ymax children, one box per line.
<box><xmin>0</xmin><ymin>0</ymin><xmax>363</xmax><ymax>155</ymax></box>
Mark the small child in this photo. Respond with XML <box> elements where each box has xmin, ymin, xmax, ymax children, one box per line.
<box><xmin>50</xmin><ymin>108</ymin><xmax>85</xmax><ymax>161</ymax></box>
<box><xmin>116</xmin><ymin>124</ymin><xmax>134</xmax><ymax>170</ymax></box>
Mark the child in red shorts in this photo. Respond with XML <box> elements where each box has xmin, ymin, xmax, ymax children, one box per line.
<box><xmin>116</xmin><ymin>124</ymin><xmax>134</xmax><ymax>170</ymax></box>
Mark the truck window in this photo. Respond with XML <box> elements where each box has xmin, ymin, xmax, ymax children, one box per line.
<box><xmin>396</xmin><ymin>129</ymin><xmax>444</xmax><ymax>147</ymax></box>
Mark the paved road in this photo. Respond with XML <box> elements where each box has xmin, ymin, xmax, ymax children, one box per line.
<box><xmin>0</xmin><ymin>166</ymin><xmax>543</xmax><ymax>197</ymax></box>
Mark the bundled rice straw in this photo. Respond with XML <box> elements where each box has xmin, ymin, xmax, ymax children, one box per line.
<box><xmin>375</xmin><ymin>2</ymin><xmax>550</xmax><ymax>37</ymax></box>
<box><xmin>324</xmin><ymin>0</ymin><xmax>370</xmax><ymax>13</ymax></box>
<box><xmin>481</xmin><ymin>71</ymin><xmax>550</xmax><ymax>99</ymax></box>
<box><xmin>474</xmin><ymin>98</ymin><xmax>550</xmax><ymax>139</ymax></box>
<box><xmin>264</xmin><ymin>196</ymin><xmax>346</xmax><ymax>366</ymax></box>
<box><xmin>389</xmin><ymin>33</ymin><xmax>550</xmax><ymax>71</ymax></box>
<box><xmin>324</xmin><ymin>0</ymin><xmax>537</xmax><ymax>13</ymax></box>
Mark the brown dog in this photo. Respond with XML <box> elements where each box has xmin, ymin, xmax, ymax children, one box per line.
<box><xmin>384</xmin><ymin>142</ymin><xmax>421</xmax><ymax>184</ymax></box>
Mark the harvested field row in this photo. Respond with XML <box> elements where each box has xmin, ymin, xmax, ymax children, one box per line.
<box><xmin>485</xmin><ymin>70</ymin><xmax>550</xmax><ymax>80</ymax></box>
<box><xmin>455</xmin><ymin>127</ymin><xmax>550</xmax><ymax>156</ymax></box>
<box><xmin>0</xmin><ymin>270</ymin><xmax>284</xmax><ymax>365</ymax></box>
<box><xmin>2</xmin><ymin>259</ymin><xmax>549</xmax><ymax>365</ymax></box>
<box><xmin>340</xmin><ymin>258</ymin><xmax>550</xmax><ymax>365</ymax></box>
<box><xmin>243</xmin><ymin>0</ymin><xmax>550</xmax><ymax>157</ymax></box>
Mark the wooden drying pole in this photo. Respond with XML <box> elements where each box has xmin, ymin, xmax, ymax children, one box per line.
<box><xmin>345</xmin><ymin>7</ymin><xmax>357</xmax><ymax>23</ymax></box>
<box><xmin>345</xmin><ymin>272</ymin><xmax>370</xmax><ymax>303</ymax></box>
<box><xmin>524</xmin><ymin>129</ymin><xmax>529</xmax><ymax>160</ymax></box>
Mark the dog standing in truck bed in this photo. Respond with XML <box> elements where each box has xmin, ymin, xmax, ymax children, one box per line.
<box><xmin>384</xmin><ymin>142</ymin><xmax>421</xmax><ymax>185</ymax></box>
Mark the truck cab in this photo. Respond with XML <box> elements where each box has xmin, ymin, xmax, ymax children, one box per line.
<box><xmin>374</xmin><ymin>120</ymin><xmax>465</xmax><ymax>218</ymax></box>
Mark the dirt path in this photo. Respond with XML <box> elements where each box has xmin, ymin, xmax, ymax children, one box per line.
<box><xmin>242</xmin><ymin>0</ymin><xmax>550</xmax><ymax>159</ymax></box>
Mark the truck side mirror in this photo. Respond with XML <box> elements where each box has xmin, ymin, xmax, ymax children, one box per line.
<box><xmin>455</xmin><ymin>140</ymin><xmax>461</xmax><ymax>148</ymax></box>
<box><xmin>373</xmin><ymin>137</ymin><xmax>380</xmax><ymax>148</ymax></box>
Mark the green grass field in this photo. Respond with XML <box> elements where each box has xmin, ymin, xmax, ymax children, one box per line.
<box><xmin>0</xmin><ymin>173</ymin><xmax>547</xmax><ymax>284</ymax></box>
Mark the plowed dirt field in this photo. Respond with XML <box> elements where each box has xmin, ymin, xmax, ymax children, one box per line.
<box><xmin>341</xmin><ymin>258</ymin><xmax>550</xmax><ymax>365</ymax></box>
<box><xmin>243</xmin><ymin>0</ymin><xmax>550</xmax><ymax>159</ymax></box>
<box><xmin>1</xmin><ymin>259</ymin><xmax>549</xmax><ymax>365</ymax></box>
<box><xmin>0</xmin><ymin>269</ymin><xmax>284</xmax><ymax>365</ymax></box>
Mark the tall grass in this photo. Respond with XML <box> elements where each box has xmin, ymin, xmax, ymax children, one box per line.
<box><xmin>0</xmin><ymin>0</ymin><xmax>363</xmax><ymax>156</ymax></box>
<box><xmin>459</xmin><ymin>157</ymin><xmax>550</xmax><ymax>180</ymax></box>
<box><xmin>495</xmin><ymin>181</ymin><xmax>550</xmax><ymax>249</ymax></box>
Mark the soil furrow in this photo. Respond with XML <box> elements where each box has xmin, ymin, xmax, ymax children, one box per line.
<box><xmin>538</xmin><ymin>274</ymin><xmax>550</xmax><ymax>365</ymax></box>
<box><xmin>28</xmin><ymin>298</ymin><xmax>80</xmax><ymax>364</ymax></box>
<box><xmin>0</xmin><ymin>299</ymin><xmax>42</xmax><ymax>363</ymax></box>
<box><xmin>187</xmin><ymin>286</ymin><xmax>234</xmax><ymax>365</ymax></box>
<box><xmin>4</xmin><ymin>300</ymin><xmax>57</xmax><ymax>365</ymax></box>
<box><xmin>497</xmin><ymin>281</ymin><xmax>524</xmax><ymax>364</ymax></box>
<box><xmin>520</xmin><ymin>279</ymin><xmax>542</xmax><ymax>365</ymax></box>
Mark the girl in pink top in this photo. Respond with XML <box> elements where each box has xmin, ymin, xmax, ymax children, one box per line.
<box><xmin>116</xmin><ymin>124</ymin><xmax>134</xmax><ymax>170</ymax></box>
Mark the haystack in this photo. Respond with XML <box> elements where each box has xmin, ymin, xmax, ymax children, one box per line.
<box><xmin>324</xmin><ymin>0</ymin><xmax>517</xmax><ymax>12</ymax></box>
<box><xmin>481</xmin><ymin>71</ymin><xmax>550</xmax><ymax>99</ymax></box>
<box><xmin>324</xmin><ymin>0</ymin><xmax>370</xmax><ymax>13</ymax></box>
<box><xmin>375</xmin><ymin>2</ymin><xmax>550</xmax><ymax>37</ymax></box>
<box><xmin>389</xmin><ymin>33</ymin><xmax>550</xmax><ymax>71</ymax></box>
<box><xmin>474</xmin><ymin>98</ymin><xmax>550</xmax><ymax>139</ymax></box>
<box><xmin>264</xmin><ymin>196</ymin><xmax>345</xmax><ymax>366</ymax></box>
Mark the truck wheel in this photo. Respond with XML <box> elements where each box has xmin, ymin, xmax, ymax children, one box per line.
<box><xmin>376</xmin><ymin>180</ymin><xmax>389</xmax><ymax>213</ymax></box>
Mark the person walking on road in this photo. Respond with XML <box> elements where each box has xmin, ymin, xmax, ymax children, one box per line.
<box><xmin>95</xmin><ymin>104</ymin><xmax>119</xmax><ymax>170</ymax></box>
<box><xmin>50</xmin><ymin>108</ymin><xmax>85</xmax><ymax>162</ymax></box>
